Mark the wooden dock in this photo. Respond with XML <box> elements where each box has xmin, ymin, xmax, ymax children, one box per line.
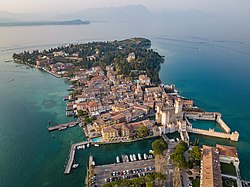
<box><xmin>64</xmin><ymin>141</ymin><xmax>90</xmax><ymax>174</ymax></box>
<box><xmin>47</xmin><ymin>121</ymin><xmax>78</xmax><ymax>132</ymax></box>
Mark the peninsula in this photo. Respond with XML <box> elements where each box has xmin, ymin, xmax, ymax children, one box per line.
<box><xmin>0</xmin><ymin>19</ymin><xmax>90</xmax><ymax>27</ymax></box>
<box><xmin>13</xmin><ymin>38</ymin><xmax>246</xmax><ymax>187</ymax></box>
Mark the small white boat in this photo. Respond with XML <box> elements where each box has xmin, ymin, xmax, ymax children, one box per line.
<box><xmin>87</xmin><ymin>143</ymin><xmax>90</xmax><ymax>148</ymax></box>
<box><xmin>138</xmin><ymin>153</ymin><xmax>142</xmax><ymax>160</ymax></box>
<box><xmin>59</xmin><ymin>126</ymin><xmax>67</xmax><ymax>131</ymax></box>
<box><xmin>125</xmin><ymin>155</ymin><xmax>129</xmax><ymax>162</ymax></box>
<box><xmin>144</xmin><ymin>153</ymin><xmax>148</xmax><ymax>160</ymax></box>
<box><xmin>129</xmin><ymin>154</ymin><xmax>134</xmax><ymax>162</ymax></box>
<box><xmin>133</xmin><ymin>154</ymin><xmax>137</xmax><ymax>161</ymax></box>
<box><xmin>94</xmin><ymin>144</ymin><xmax>99</xmax><ymax>147</ymax></box>
<box><xmin>116</xmin><ymin>156</ymin><xmax>120</xmax><ymax>163</ymax></box>
<box><xmin>92</xmin><ymin>161</ymin><xmax>95</xmax><ymax>166</ymax></box>
<box><xmin>83</xmin><ymin>145</ymin><xmax>85</xmax><ymax>149</ymax></box>
<box><xmin>72</xmin><ymin>164</ymin><xmax>79</xmax><ymax>169</ymax></box>
<box><xmin>176</xmin><ymin>138</ymin><xmax>180</xmax><ymax>142</ymax></box>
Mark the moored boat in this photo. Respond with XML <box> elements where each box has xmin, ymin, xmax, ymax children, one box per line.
<box><xmin>133</xmin><ymin>154</ymin><xmax>137</xmax><ymax>161</ymax></box>
<box><xmin>144</xmin><ymin>153</ymin><xmax>148</xmax><ymax>160</ymax></box>
<box><xmin>59</xmin><ymin>126</ymin><xmax>67</xmax><ymax>131</ymax></box>
<box><xmin>138</xmin><ymin>153</ymin><xmax>142</xmax><ymax>160</ymax></box>
<box><xmin>72</xmin><ymin>164</ymin><xmax>79</xmax><ymax>169</ymax></box>
<box><xmin>129</xmin><ymin>154</ymin><xmax>134</xmax><ymax>162</ymax></box>
<box><xmin>116</xmin><ymin>156</ymin><xmax>120</xmax><ymax>163</ymax></box>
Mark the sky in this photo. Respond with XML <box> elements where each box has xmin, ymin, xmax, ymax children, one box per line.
<box><xmin>0</xmin><ymin>0</ymin><xmax>250</xmax><ymax>15</ymax></box>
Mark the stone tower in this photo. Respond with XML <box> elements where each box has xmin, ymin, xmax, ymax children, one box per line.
<box><xmin>174</xmin><ymin>98</ymin><xmax>183</xmax><ymax>114</ymax></box>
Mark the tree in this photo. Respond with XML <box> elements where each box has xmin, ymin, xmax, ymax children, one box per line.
<box><xmin>175</xmin><ymin>141</ymin><xmax>188</xmax><ymax>154</ymax></box>
<box><xmin>77</xmin><ymin>110</ymin><xmax>85</xmax><ymax>116</ymax></box>
<box><xmin>171</xmin><ymin>153</ymin><xmax>187</xmax><ymax>169</ymax></box>
<box><xmin>189</xmin><ymin>146</ymin><xmax>201</xmax><ymax>166</ymax></box>
<box><xmin>152</xmin><ymin>139</ymin><xmax>168</xmax><ymax>155</ymax></box>
<box><xmin>137</xmin><ymin>126</ymin><xmax>149</xmax><ymax>138</ymax></box>
<box><xmin>171</xmin><ymin>141</ymin><xmax>188</xmax><ymax>169</ymax></box>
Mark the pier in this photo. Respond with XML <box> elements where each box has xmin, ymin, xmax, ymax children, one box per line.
<box><xmin>47</xmin><ymin>121</ymin><xmax>78</xmax><ymax>132</ymax></box>
<box><xmin>64</xmin><ymin>141</ymin><xmax>90</xmax><ymax>174</ymax></box>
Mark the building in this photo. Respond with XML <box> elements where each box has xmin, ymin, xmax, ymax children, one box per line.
<box><xmin>216</xmin><ymin>144</ymin><xmax>239</xmax><ymax>168</ymax></box>
<box><xmin>138</xmin><ymin>74</ymin><xmax>151</xmax><ymax>86</ymax></box>
<box><xmin>101</xmin><ymin>123</ymin><xmax>132</xmax><ymax>141</ymax></box>
<box><xmin>200</xmin><ymin>145</ymin><xmax>222</xmax><ymax>187</ymax></box>
<box><xmin>127</xmin><ymin>52</ymin><xmax>135</xmax><ymax>62</ymax></box>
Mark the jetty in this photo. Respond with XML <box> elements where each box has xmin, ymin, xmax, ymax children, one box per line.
<box><xmin>47</xmin><ymin>121</ymin><xmax>78</xmax><ymax>132</ymax></box>
<box><xmin>64</xmin><ymin>141</ymin><xmax>90</xmax><ymax>174</ymax></box>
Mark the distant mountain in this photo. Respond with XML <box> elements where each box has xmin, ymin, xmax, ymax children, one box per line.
<box><xmin>57</xmin><ymin>4</ymin><xmax>152</xmax><ymax>22</ymax></box>
<box><xmin>0</xmin><ymin>11</ymin><xmax>45</xmax><ymax>22</ymax></box>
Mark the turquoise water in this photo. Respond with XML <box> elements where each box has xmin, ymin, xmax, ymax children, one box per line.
<box><xmin>154</xmin><ymin>37</ymin><xmax>250</xmax><ymax>179</ymax></box>
<box><xmin>91</xmin><ymin>137</ymin><xmax>102</xmax><ymax>142</ymax></box>
<box><xmin>189</xmin><ymin>120</ymin><xmax>224</xmax><ymax>132</ymax></box>
<box><xmin>0</xmin><ymin>23</ymin><xmax>250</xmax><ymax>186</ymax></box>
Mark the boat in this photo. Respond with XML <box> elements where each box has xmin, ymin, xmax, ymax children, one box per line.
<box><xmin>116</xmin><ymin>156</ymin><xmax>120</xmax><ymax>163</ymax></box>
<box><xmin>83</xmin><ymin>144</ymin><xmax>85</xmax><ymax>149</ymax></box>
<box><xmin>144</xmin><ymin>153</ymin><xmax>148</xmax><ymax>160</ymax></box>
<box><xmin>94</xmin><ymin>144</ymin><xmax>99</xmax><ymax>147</ymax></box>
<box><xmin>121</xmin><ymin>155</ymin><xmax>125</xmax><ymax>163</ymax></box>
<box><xmin>125</xmin><ymin>155</ymin><xmax>129</xmax><ymax>162</ymax></box>
<box><xmin>59</xmin><ymin>126</ymin><xmax>67</xmax><ymax>131</ymax></box>
<box><xmin>63</xmin><ymin>96</ymin><xmax>69</xmax><ymax>101</ymax></box>
<box><xmin>72</xmin><ymin>164</ymin><xmax>79</xmax><ymax>169</ymax></box>
<box><xmin>148</xmin><ymin>154</ymin><xmax>153</xmax><ymax>159</ymax></box>
<box><xmin>138</xmin><ymin>153</ymin><xmax>142</xmax><ymax>160</ymax></box>
<box><xmin>129</xmin><ymin>154</ymin><xmax>134</xmax><ymax>162</ymax></box>
<box><xmin>92</xmin><ymin>161</ymin><xmax>95</xmax><ymax>166</ymax></box>
<box><xmin>176</xmin><ymin>138</ymin><xmax>179</xmax><ymax>141</ymax></box>
<box><xmin>87</xmin><ymin>143</ymin><xmax>90</xmax><ymax>148</ymax></box>
<box><xmin>133</xmin><ymin>154</ymin><xmax>137</xmax><ymax>161</ymax></box>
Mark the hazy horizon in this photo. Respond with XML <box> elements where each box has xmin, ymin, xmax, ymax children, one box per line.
<box><xmin>0</xmin><ymin>0</ymin><xmax>250</xmax><ymax>16</ymax></box>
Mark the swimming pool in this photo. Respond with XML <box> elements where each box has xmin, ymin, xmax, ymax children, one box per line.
<box><xmin>91</xmin><ymin>137</ymin><xmax>102</xmax><ymax>142</ymax></box>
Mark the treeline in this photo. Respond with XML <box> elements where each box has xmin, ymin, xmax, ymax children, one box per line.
<box><xmin>12</xmin><ymin>38</ymin><xmax>164</xmax><ymax>83</ymax></box>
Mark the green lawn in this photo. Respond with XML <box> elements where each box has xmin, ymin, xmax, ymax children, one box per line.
<box><xmin>221</xmin><ymin>163</ymin><xmax>237</xmax><ymax>176</ymax></box>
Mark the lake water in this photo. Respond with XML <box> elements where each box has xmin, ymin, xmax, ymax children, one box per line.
<box><xmin>0</xmin><ymin>22</ymin><xmax>250</xmax><ymax>186</ymax></box>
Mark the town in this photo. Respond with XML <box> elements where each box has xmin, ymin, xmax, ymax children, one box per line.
<box><xmin>13</xmin><ymin>38</ymin><xmax>248</xmax><ymax>187</ymax></box>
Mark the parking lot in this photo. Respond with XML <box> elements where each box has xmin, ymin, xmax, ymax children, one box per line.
<box><xmin>93</xmin><ymin>159</ymin><xmax>155</xmax><ymax>187</ymax></box>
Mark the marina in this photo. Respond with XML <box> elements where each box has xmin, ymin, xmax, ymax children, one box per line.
<box><xmin>64</xmin><ymin>141</ymin><xmax>90</xmax><ymax>174</ymax></box>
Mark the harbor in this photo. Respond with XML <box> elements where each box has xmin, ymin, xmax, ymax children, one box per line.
<box><xmin>64</xmin><ymin>141</ymin><xmax>90</xmax><ymax>174</ymax></box>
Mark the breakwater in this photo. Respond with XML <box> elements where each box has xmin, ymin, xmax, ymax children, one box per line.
<box><xmin>186</xmin><ymin>126</ymin><xmax>239</xmax><ymax>141</ymax></box>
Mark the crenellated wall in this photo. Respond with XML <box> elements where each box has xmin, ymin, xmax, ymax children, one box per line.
<box><xmin>187</xmin><ymin>126</ymin><xmax>239</xmax><ymax>141</ymax></box>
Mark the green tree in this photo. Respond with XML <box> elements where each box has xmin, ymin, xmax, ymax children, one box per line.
<box><xmin>175</xmin><ymin>141</ymin><xmax>188</xmax><ymax>153</ymax></box>
<box><xmin>77</xmin><ymin>110</ymin><xmax>85</xmax><ymax>116</ymax></box>
<box><xmin>189</xmin><ymin>146</ymin><xmax>201</xmax><ymax>161</ymax></box>
<box><xmin>152</xmin><ymin>139</ymin><xmax>168</xmax><ymax>155</ymax></box>
<box><xmin>137</xmin><ymin>126</ymin><xmax>149</xmax><ymax>138</ymax></box>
